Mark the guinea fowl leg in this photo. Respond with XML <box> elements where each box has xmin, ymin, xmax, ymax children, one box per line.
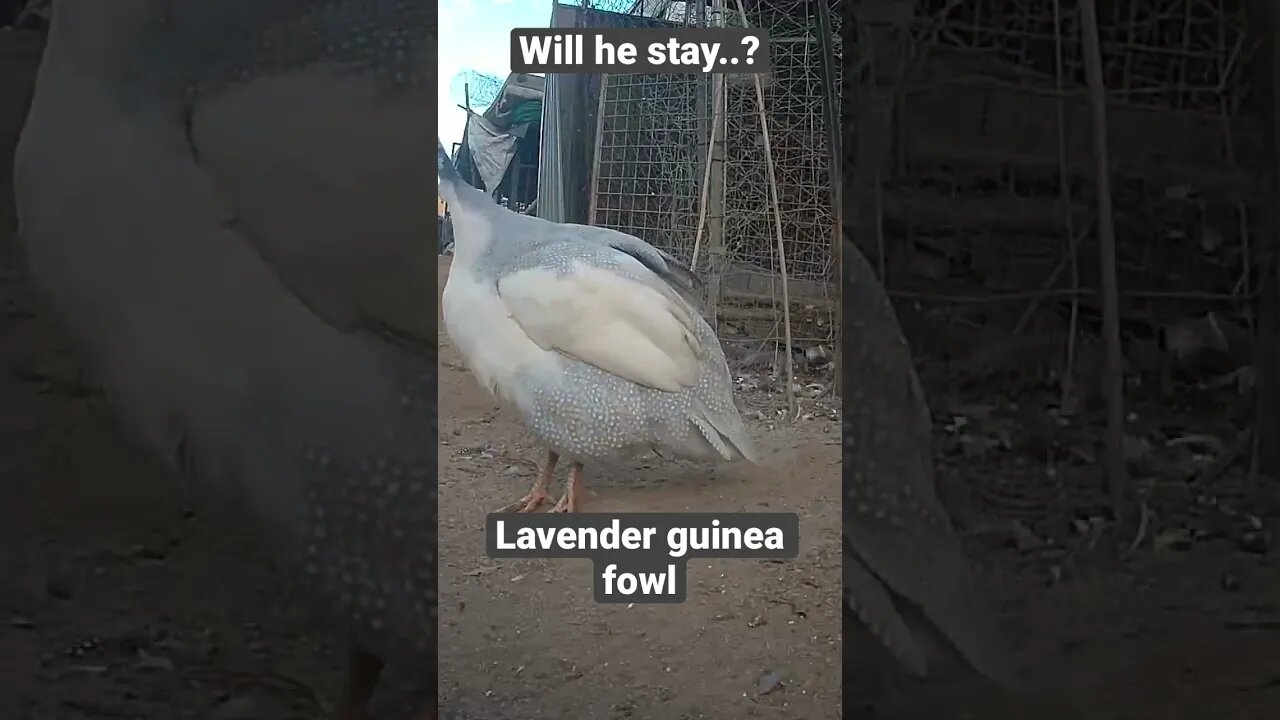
<box><xmin>332</xmin><ymin>642</ymin><xmax>384</xmax><ymax>720</ymax></box>
<box><xmin>550</xmin><ymin>462</ymin><xmax>584</xmax><ymax>513</ymax></box>
<box><xmin>499</xmin><ymin>449</ymin><xmax>558</xmax><ymax>513</ymax></box>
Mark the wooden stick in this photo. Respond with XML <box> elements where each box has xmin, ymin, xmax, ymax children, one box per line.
<box><xmin>1052</xmin><ymin>0</ymin><xmax>1082</xmax><ymax>410</ymax></box>
<box><xmin>736</xmin><ymin>0</ymin><xmax>796</xmax><ymax>418</ymax></box>
<box><xmin>1079</xmin><ymin>0</ymin><xmax>1130</xmax><ymax>525</ymax></box>
<box><xmin>1011</xmin><ymin>220</ymin><xmax>1095</xmax><ymax>338</ymax></box>
<box><xmin>689</xmin><ymin>74</ymin><xmax>725</xmax><ymax>272</ymax></box>
<box><xmin>1248</xmin><ymin>0</ymin><xmax>1280</xmax><ymax>480</ymax></box>
<box><xmin>587</xmin><ymin>73</ymin><xmax>610</xmax><ymax>227</ymax></box>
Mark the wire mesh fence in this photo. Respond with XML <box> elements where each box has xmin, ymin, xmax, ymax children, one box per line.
<box><xmin>916</xmin><ymin>0</ymin><xmax>1250</xmax><ymax>112</ymax></box>
<box><xmin>856</xmin><ymin>0</ymin><xmax>1257</xmax><ymax>529</ymax></box>
<box><xmin>721</xmin><ymin>1</ymin><xmax>841</xmax><ymax>290</ymax></box>
<box><xmin>579</xmin><ymin>0</ymin><xmax>841</xmax><ymax>348</ymax></box>
<box><xmin>590</xmin><ymin>70</ymin><xmax>707</xmax><ymax>265</ymax></box>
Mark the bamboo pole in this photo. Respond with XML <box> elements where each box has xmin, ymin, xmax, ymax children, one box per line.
<box><xmin>1052</xmin><ymin>0</ymin><xmax>1082</xmax><ymax>411</ymax></box>
<box><xmin>735</xmin><ymin>0</ymin><xmax>796</xmax><ymax>418</ymax></box>
<box><xmin>587</xmin><ymin>73</ymin><xmax>609</xmax><ymax>226</ymax></box>
<box><xmin>1249</xmin><ymin>0</ymin><xmax>1280</xmax><ymax>477</ymax></box>
<box><xmin>689</xmin><ymin>74</ymin><xmax>726</xmax><ymax>272</ymax></box>
<box><xmin>1079</xmin><ymin>0</ymin><xmax>1129</xmax><ymax>524</ymax></box>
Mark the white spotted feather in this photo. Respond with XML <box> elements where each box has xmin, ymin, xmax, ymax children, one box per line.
<box><xmin>438</xmin><ymin>141</ymin><xmax>756</xmax><ymax>466</ymax></box>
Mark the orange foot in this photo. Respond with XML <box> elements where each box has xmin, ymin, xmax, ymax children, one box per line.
<box><xmin>497</xmin><ymin>450</ymin><xmax>558</xmax><ymax>513</ymax></box>
<box><xmin>549</xmin><ymin>493</ymin><xmax>577</xmax><ymax>513</ymax></box>
<box><xmin>499</xmin><ymin>489</ymin><xmax>549</xmax><ymax>513</ymax></box>
<box><xmin>549</xmin><ymin>462</ymin><xmax>584</xmax><ymax>513</ymax></box>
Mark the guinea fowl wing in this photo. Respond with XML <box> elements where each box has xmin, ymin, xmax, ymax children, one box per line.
<box><xmin>496</xmin><ymin>243</ymin><xmax>705</xmax><ymax>393</ymax></box>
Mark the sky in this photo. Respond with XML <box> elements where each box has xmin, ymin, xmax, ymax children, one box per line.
<box><xmin>438</xmin><ymin>0</ymin><xmax>553</xmax><ymax>149</ymax></box>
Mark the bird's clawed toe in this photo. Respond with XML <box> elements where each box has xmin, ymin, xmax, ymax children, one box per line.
<box><xmin>499</xmin><ymin>490</ymin><xmax>550</xmax><ymax>513</ymax></box>
<box><xmin>549</xmin><ymin>493</ymin><xmax>579</xmax><ymax>513</ymax></box>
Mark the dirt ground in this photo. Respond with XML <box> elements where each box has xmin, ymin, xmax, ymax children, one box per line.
<box><xmin>846</xmin><ymin>332</ymin><xmax>1280</xmax><ymax>717</ymax></box>
<box><xmin>0</xmin><ymin>35</ymin><xmax>359</xmax><ymax>720</ymax></box>
<box><xmin>0</xmin><ymin>32</ymin><xmax>841</xmax><ymax>720</ymax></box>
<box><xmin>436</xmin><ymin>258</ymin><xmax>843</xmax><ymax>719</ymax></box>
<box><xmin>4</xmin><ymin>25</ymin><xmax>1280</xmax><ymax>720</ymax></box>
<box><xmin>848</xmin><ymin>521</ymin><xmax>1280</xmax><ymax>720</ymax></box>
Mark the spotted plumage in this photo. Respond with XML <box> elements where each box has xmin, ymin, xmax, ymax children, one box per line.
<box><xmin>16</xmin><ymin>2</ymin><xmax>435</xmax><ymax>717</ymax></box>
<box><xmin>841</xmin><ymin>236</ymin><xmax>1015</xmax><ymax>687</ymax></box>
<box><xmin>438</xmin><ymin>140</ymin><xmax>755</xmax><ymax>512</ymax></box>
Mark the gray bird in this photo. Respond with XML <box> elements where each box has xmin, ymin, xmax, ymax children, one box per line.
<box><xmin>841</xmin><ymin>240</ymin><xmax>1016</xmax><ymax>687</ymax></box>
<box><xmin>16</xmin><ymin>2</ymin><xmax>434</xmax><ymax>718</ymax></box>
<box><xmin>437</xmin><ymin>141</ymin><xmax>756</xmax><ymax>513</ymax></box>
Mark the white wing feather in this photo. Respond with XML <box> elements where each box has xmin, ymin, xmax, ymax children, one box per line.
<box><xmin>498</xmin><ymin>261</ymin><xmax>704</xmax><ymax>392</ymax></box>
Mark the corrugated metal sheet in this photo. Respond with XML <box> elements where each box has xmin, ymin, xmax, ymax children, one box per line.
<box><xmin>535</xmin><ymin>71</ymin><xmax>571</xmax><ymax>222</ymax></box>
<box><xmin>535</xmin><ymin>4</ymin><xmax>586</xmax><ymax>223</ymax></box>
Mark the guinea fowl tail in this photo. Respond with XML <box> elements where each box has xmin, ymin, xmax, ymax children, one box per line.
<box><xmin>694</xmin><ymin>399</ymin><xmax>759</xmax><ymax>464</ymax></box>
<box><xmin>845</xmin><ymin>545</ymin><xmax>929</xmax><ymax>676</ymax></box>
